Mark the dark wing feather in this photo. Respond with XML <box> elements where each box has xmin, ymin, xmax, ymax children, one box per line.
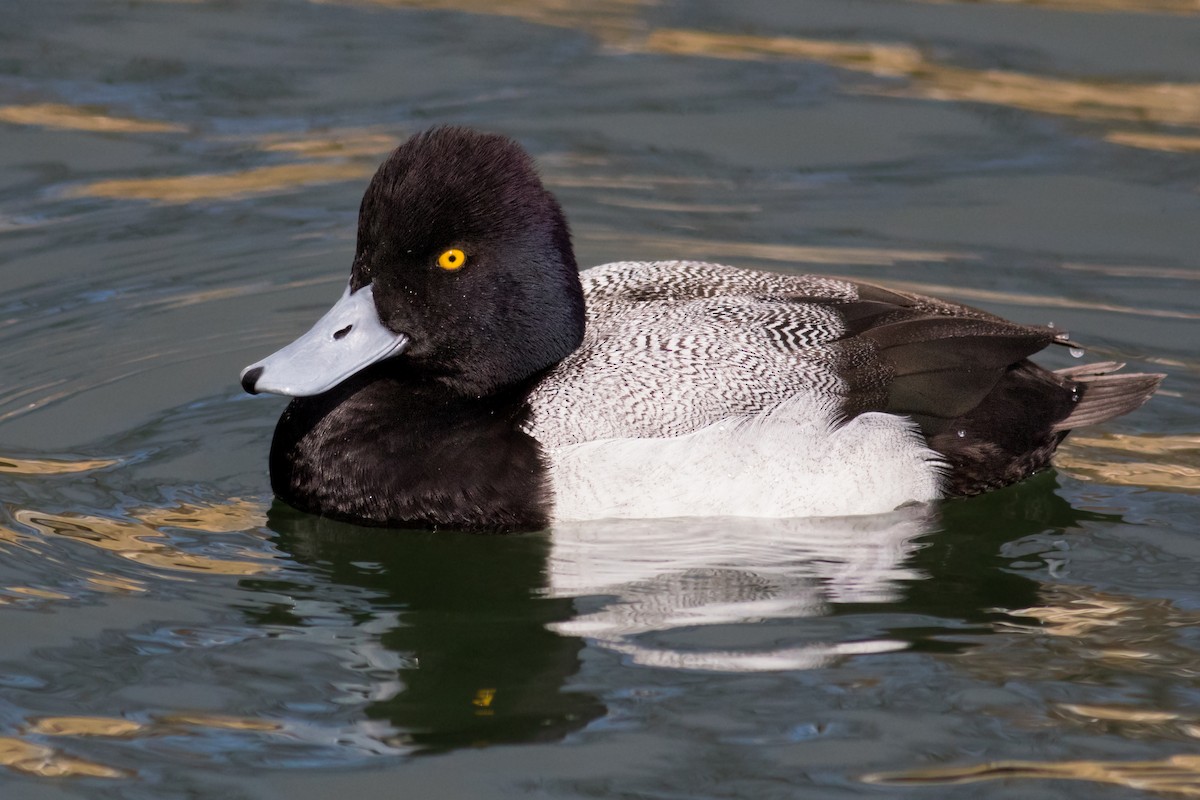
<box><xmin>812</xmin><ymin>280</ymin><xmax>1059</xmax><ymax>435</ymax></box>
<box><xmin>857</xmin><ymin>316</ymin><xmax>1057</xmax><ymax>432</ymax></box>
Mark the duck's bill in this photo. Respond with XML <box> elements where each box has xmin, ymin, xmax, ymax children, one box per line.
<box><xmin>240</xmin><ymin>283</ymin><xmax>409</xmax><ymax>397</ymax></box>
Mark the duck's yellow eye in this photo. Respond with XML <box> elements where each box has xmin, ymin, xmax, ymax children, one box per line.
<box><xmin>437</xmin><ymin>248</ymin><xmax>467</xmax><ymax>271</ymax></box>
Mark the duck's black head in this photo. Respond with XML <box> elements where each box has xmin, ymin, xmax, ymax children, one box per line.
<box><xmin>241</xmin><ymin>127</ymin><xmax>585</xmax><ymax>398</ymax></box>
<box><xmin>354</xmin><ymin>127</ymin><xmax>584</xmax><ymax>394</ymax></box>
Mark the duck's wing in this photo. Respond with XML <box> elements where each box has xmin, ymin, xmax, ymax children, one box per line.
<box><xmin>827</xmin><ymin>280</ymin><xmax>1059</xmax><ymax>433</ymax></box>
<box><xmin>830</xmin><ymin>279</ymin><xmax>1160</xmax><ymax>431</ymax></box>
<box><xmin>834</xmin><ymin>280</ymin><xmax>1163</xmax><ymax>495</ymax></box>
<box><xmin>527</xmin><ymin>262</ymin><xmax>1161</xmax><ymax>462</ymax></box>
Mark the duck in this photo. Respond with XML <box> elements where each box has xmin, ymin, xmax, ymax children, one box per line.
<box><xmin>240</xmin><ymin>126</ymin><xmax>1163</xmax><ymax>532</ymax></box>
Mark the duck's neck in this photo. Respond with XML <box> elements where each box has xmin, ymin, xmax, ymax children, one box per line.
<box><xmin>269</xmin><ymin>370</ymin><xmax>551</xmax><ymax>532</ymax></box>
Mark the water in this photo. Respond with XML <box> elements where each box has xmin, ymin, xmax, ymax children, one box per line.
<box><xmin>2</xmin><ymin>0</ymin><xmax>1199</xmax><ymax>797</ymax></box>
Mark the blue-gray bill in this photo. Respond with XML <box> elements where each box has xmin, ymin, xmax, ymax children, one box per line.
<box><xmin>240</xmin><ymin>283</ymin><xmax>409</xmax><ymax>397</ymax></box>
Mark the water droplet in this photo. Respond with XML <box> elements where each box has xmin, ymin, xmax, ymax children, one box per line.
<box><xmin>956</xmin><ymin>429</ymin><xmax>966</xmax><ymax>438</ymax></box>
<box><xmin>1070</xmin><ymin>385</ymin><xmax>1080</xmax><ymax>402</ymax></box>
<box><xmin>1047</xmin><ymin>321</ymin><xmax>1055</xmax><ymax>328</ymax></box>
<box><xmin>1069</xmin><ymin>347</ymin><xmax>1084</xmax><ymax>359</ymax></box>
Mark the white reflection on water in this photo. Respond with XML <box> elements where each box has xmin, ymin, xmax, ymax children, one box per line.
<box><xmin>546</xmin><ymin>507</ymin><xmax>933</xmax><ymax>671</ymax></box>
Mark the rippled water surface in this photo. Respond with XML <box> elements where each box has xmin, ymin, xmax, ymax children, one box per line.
<box><xmin>2</xmin><ymin>1</ymin><xmax>1199</xmax><ymax>797</ymax></box>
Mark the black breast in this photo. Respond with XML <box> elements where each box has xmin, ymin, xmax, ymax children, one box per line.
<box><xmin>269</xmin><ymin>366</ymin><xmax>551</xmax><ymax>532</ymax></box>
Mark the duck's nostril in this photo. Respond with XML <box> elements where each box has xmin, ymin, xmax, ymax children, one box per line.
<box><xmin>333</xmin><ymin>325</ymin><xmax>352</xmax><ymax>340</ymax></box>
<box><xmin>241</xmin><ymin>366</ymin><xmax>264</xmax><ymax>395</ymax></box>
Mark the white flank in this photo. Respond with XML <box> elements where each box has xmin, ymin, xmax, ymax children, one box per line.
<box><xmin>547</xmin><ymin>393</ymin><xmax>945</xmax><ymax>520</ymax></box>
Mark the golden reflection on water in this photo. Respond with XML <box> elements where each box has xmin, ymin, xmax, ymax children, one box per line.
<box><xmin>864</xmin><ymin>754</ymin><xmax>1200</xmax><ymax>796</ymax></box>
<box><xmin>10</xmin><ymin>498</ymin><xmax>272</xmax><ymax>577</ymax></box>
<box><xmin>137</xmin><ymin>498</ymin><xmax>268</xmax><ymax>533</ymax></box>
<box><xmin>1061</xmin><ymin>704</ymin><xmax>1184</xmax><ymax>724</ymax></box>
<box><xmin>0</xmin><ymin>737</ymin><xmax>129</xmax><ymax>779</ymax></box>
<box><xmin>0</xmin><ymin>713</ymin><xmax>286</xmax><ymax>780</ymax></box>
<box><xmin>1056</xmin><ymin>703</ymin><xmax>1200</xmax><ymax>742</ymax></box>
<box><xmin>69</xmin><ymin>128</ymin><xmax>404</xmax><ymax>203</ymax></box>
<box><xmin>642</xmin><ymin>30</ymin><xmax>925</xmax><ymax>75</ymax></box>
<box><xmin>1009</xmin><ymin>592</ymin><xmax>1142</xmax><ymax>637</ymax></box>
<box><xmin>2</xmin><ymin>586</ymin><xmax>71</xmax><ymax>601</ymax></box>
<box><xmin>83</xmin><ymin>571</ymin><xmax>149</xmax><ymax>594</ymax></box>
<box><xmin>0</xmin><ymin>455</ymin><xmax>121</xmax><ymax>475</ymax></box>
<box><xmin>156</xmin><ymin>713</ymin><xmax>283</xmax><ymax>732</ymax></box>
<box><xmin>891</xmin><ymin>69</ymin><xmax>1200</xmax><ymax>128</ymax></box>
<box><xmin>257</xmin><ymin>129</ymin><xmax>401</xmax><ymax>158</ymax></box>
<box><xmin>25</xmin><ymin>713</ymin><xmax>281</xmax><ymax>736</ymax></box>
<box><xmin>27</xmin><ymin>717</ymin><xmax>145</xmax><ymax>738</ymax></box>
<box><xmin>1070</xmin><ymin>433</ymin><xmax>1200</xmax><ymax>455</ymax></box>
<box><xmin>640</xmin><ymin>29</ymin><xmax>1200</xmax><ymax>129</ymax></box>
<box><xmin>0</xmin><ymin>103</ymin><xmax>184</xmax><ymax>134</ymax></box>
<box><xmin>0</xmin><ymin>524</ymin><xmax>32</xmax><ymax>548</ymax></box>
<box><xmin>991</xmin><ymin>585</ymin><xmax>1200</xmax><ymax>681</ymax></box>
<box><xmin>1058</xmin><ymin>433</ymin><xmax>1200</xmax><ymax>491</ymax></box>
<box><xmin>1055</xmin><ymin>461</ymin><xmax>1200</xmax><ymax>491</ymax></box>
<box><xmin>69</xmin><ymin>161</ymin><xmax>376</xmax><ymax>204</ymax></box>
<box><xmin>1106</xmin><ymin>132</ymin><xmax>1200</xmax><ymax>153</ymax></box>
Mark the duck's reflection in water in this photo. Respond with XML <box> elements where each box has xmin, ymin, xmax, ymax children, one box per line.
<box><xmin>547</xmin><ymin>475</ymin><xmax>1113</xmax><ymax>673</ymax></box>
<box><xmin>265</xmin><ymin>507</ymin><xmax>605</xmax><ymax>753</ymax></box>
<box><xmin>264</xmin><ymin>476</ymin><xmax>1099</xmax><ymax>752</ymax></box>
<box><xmin>547</xmin><ymin>508</ymin><xmax>934</xmax><ymax>671</ymax></box>
<box><xmin>265</xmin><ymin>504</ymin><xmax>942</xmax><ymax>750</ymax></box>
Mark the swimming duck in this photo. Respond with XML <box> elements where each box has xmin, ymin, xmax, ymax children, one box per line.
<box><xmin>240</xmin><ymin>126</ymin><xmax>1162</xmax><ymax>531</ymax></box>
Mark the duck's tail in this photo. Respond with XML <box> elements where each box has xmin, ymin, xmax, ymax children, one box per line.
<box><xmin>927</xmin><ymin>359</ymin><xmax>1163</xmax><ymax>497</ymax></box>
<box><xmin>1051</xmin><ymin>361</ymin><xmax>1165</xmax><ymax>432</ymax></box>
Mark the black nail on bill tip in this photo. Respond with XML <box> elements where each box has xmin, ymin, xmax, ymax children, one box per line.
<box><xmin>241</xmin><ymin>366</ymin><xmax>264</xmax><ymax>395</ymax></box>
